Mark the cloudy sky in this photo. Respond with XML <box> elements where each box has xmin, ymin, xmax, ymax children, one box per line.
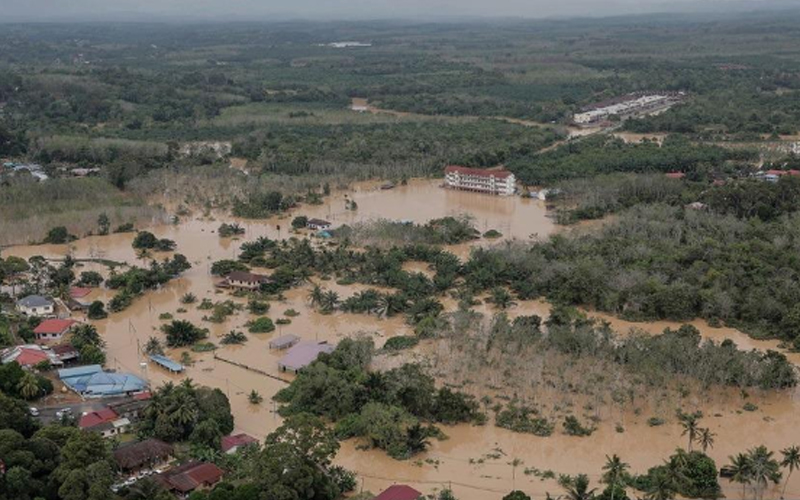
<box><xmin>1</xmin><ymin>0</ymin><xmax>792</xmax><ymax>22</ymax></box>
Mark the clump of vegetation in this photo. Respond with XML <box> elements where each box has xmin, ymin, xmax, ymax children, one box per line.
<box><xmin>276</xmin><ymin>318</ymin><xmax>291</xmax><ymax>325</ymax></box>
<box><xmin>158</xmin><ymin>312</ymin><xmax>173</xmax><ymax>320</ymax></box>
<box><xmin>249</xmin><ymin>390</ymin><xmax>263</xmax><ymax>404</ymax></box>
<box><xmin>221</xmin><ymin>330</ymin><xmax>248</xmax><ymax>345</ymax></box>
<box><xmin>218</xmin><ymin>222</ymin><xmax>245</xmax><ymax>237</ymax></box>
<box><xmin>247</xmin><ymin>317</ymin><xmax>275</xmax><ymax>333</ymax></box>
<box><xmin>495</xmin><ymin>402</ymin><xmax>554</xmax><ymax>437</ymax></box>
<box><xmin>383</xmin><ymin>336</ymin><xmax>420</xmax><ymax>351</ymax></box>
<box><xmin>162</xmin><ymin>319</ymin><xmax>209</xmax><ymax>347</ymax></box>
<box><xmin>284</xmin><ymin>308</ymin><xmax>300</xmax><ymax>317</ymax></box>
<box><xmin>106</xmin><ymin>255</ymin><xmax>191</xmax><ymax>312</ymax></box>
<box><xmin>132</xmin><ymin>231</ymin><xmax>176</xmax><ymax>251</ymax></box>
<box><xmin>203</xmin><ymin>300</ymin><xmax>243</xmax><ymax>323</ymax></box>
<box><xmin>483</xmin><ymin>229</ymin><xmax>502</xmax><ymax>239</ymax></box>
<box><xmin>181</xmin><ymin>293</ymin><xmax>197</xmax><ymax>304</ymax></box>
<box><xmin>562</xmin><ymin>415</ymin><xmax>595</xmax><ymax>436</ymax></box>
<box><xmin>248</xmin><ymin>299</ymin><xmax>270</xmax><ymax>314</ymax></box>
<box><xmin>87</xmin><ymin>300</ymin><xmax>107</xmax><ymax>320</ymax></box>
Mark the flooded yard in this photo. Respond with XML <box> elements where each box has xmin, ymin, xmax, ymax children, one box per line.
<box><xmin>5</xmin><ymin>179</ymin><xmax>800</xmax><ymax>500</ymax></box>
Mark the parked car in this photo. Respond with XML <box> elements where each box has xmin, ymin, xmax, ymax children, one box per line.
<box><xmin>29</xmin><ymin>407</ymin><xmax>39</xmax><ymax>416</ymax></box>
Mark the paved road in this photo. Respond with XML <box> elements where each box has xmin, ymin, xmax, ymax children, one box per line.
<box><xmin>32</xmin><ymin>395</ymin><xmax>133</xmax><ymax>424</ymax></box>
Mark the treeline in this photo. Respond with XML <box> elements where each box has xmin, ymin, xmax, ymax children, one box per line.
<box><xmin>232</xmin><ymin>120</ymin><xmax>562</xmax><ymax>176</ymax></box>
<box><xmin>507</xmin><ymin>135</ymin><xmax>755</xmax><ymax>186</ymax></box>
<box><xmin>274</xmin><ymin>338</ymin><xmax>483</xmax><ymax>459</ymax></box>
<box><xmin>335</xmin><ymin>216</ymin><xmax>480</xmax><ymax>246</ymax></box>
<box><xmin>468</xmin><ymin>205</ymin><xmax>800</xmax><ymax>343</ymax></box>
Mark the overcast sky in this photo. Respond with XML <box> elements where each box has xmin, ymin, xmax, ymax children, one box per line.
<box><xmin>1</xmin><ymin>0</ymin><xmax>793</xmax><ymax>22</ymax></box>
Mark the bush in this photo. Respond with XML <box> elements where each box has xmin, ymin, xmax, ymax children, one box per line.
<box><xmin>496</xmin><ymin>403</ymin><xmax>554</xmax><ymax>436</ymax></box>
<box><xmin>563</xmin><ymin>415</ymin><xmax>595</xmax><ymax>436</ymax></box>
<box><xmin>383</xmin><ymin>336</ymin><xmax>419</xmax><ymax>351</ymax></box>
<box><xmin>43</xmin><ymin>226</ymin><xmax>74</xmax><ymax>244</ymax></box>
<box><xmin>247</xmin><ymin>317</ymin><xmax>275</xmax><ymax>333</ymax></box>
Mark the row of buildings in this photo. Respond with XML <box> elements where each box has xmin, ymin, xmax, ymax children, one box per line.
<box><xmin>573</xmin><ymin>92</ymin><xmax>685</xmax><ymax>125</ymax></box>
<box><xmin>443</xmin><ymin>165</ymin><xmax>517</xmax><ymax>196</ymax></box>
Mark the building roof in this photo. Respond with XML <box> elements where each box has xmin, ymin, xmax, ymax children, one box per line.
<box><xmin>59</xmin><ymin>364</ymin><xmax>147</xmax><ymax>396</ymax></box>
<box><xmin>34</xmin><ymin>319</ymin><xmax>76</xmax><ymax>335</ymax></box>
<box><xmin>226</xmin><ymin>271</ymin><xmax>268</xmax><ymax>284</ymax></box>
<box><xmin>766</xmin><ymin>169</ymin><xmax>800</xmax><ymax>176</ymax></box>
<box><xmin>14</xmin><ymin>348</ymin><xmax>50</xmax><ymax>366</ymax></box>
<box><xmin>221</xmin><ymin>433</ymin><xmax>258</xmax><ymax>453</ymax></box>
<box><xmin>158</xmin><ymin>462</ymin><xmax>224</xmax><ymax>493</ymax></box>
<box><xmin>69</xmin><ymin>287</ymin><xmax>93</xmax><ymax>299</ymax></box>
<box><xmin>16</xmin><ymin>295</ymin><xmax>53</xmax><ymax>308</ymax></box>
<box><xmin>113</xmin><ymin>439</ymin><xmax>174</xmax><ymax>470</ymax></box>
<box><xmin>374</xmin><ymin>485</ymin><xmax>423</xmax><ymax>500</ymax></box>
<box><xmin>307</xmin><ymin>218</ymin><xmax>332</xmax><ymax>226</ymax></box>
<box><xmin>149</xmin><ymin>354</ymin><xmax>184</xmax><ymax>372</ymax></box>
<box><xmin>444</xmin><ymin>165</ymin><xmax>513</xmax><ymax>179</ymax></box>
<box><xmin>269</xmin><ymin>334</ymin><xmax>301</xmax><ymax>350</ymax></box>
<box><xmin>278</xmin><ymin>341</ymin><xmax>334</xmax><ymax>372</ymax></box>
<box><xmin>51</xmin><ymin>344</ymin><xmax>79</xmax><ymax>359</ymax></box>
<box><xmin>80</xmin><ymin>408</ymin><xmax>119</xmax><ymax>429</ymax></box>
<box><xmin>665</xmin><ymin>172</ymin><xmax>686</xmax><ymax>179</ymax></box>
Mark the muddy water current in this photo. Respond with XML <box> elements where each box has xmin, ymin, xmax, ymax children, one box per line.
<box><xmin>5</xmin><ymin>179</ymin><xmax>799</xmax><ymax>499</ymax></box>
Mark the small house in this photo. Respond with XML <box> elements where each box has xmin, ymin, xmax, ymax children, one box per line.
<box><xmin>278</xmin><ymin>341</ymin><xmax>334</xmax><ymax>373</ymax></box>
<box><xmin>16</xmin><ymin>295</ymin><xmax>55</xmax><ymax>317</ymax></box>
<box><xmin>374</xmin><ymin>485</ymin><xmax>423</xmax><ymax>500</ymax></box>
<box><xmin>306</xmin><ymin>218</ymin><xmax>332</xmax><ymax>231</ymax></box>
<box><xmin>269</xmin><ymin>334</ymin><xmax>301</xmax><ymax>350</ymax></box>
<box><xmin>224</xmin><ymin>271</ymin><xmax>269</xmax><ymax>290</ymax></box>
<box><xmin>157</xmin><ymin>462</ymin><xmax>224</xmax><ymax>496</ymax></box>
<box><xmin>33</xmin><ymin>318</ymin><xmax>76</xmax><ymax>344</ymax></box>
<box><xmin>113</xmin><ymin>438</ymin><xmax>174</xmax><ymax>473</ymax></box>
<box><xmin>0</xmin><ymin>344</ymin><xmax>61</xmax><ymax>369</ymax></box>
<box><xmin>221</xmin><ymin>433</ymin><xmax>258</xmax><ymax>454</ymax></box>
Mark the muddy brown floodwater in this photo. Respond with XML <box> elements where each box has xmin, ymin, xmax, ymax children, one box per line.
<box><xmin>5</xmin><ymin>179</ymin><xmax>800</xmax><ymax>500</ymax></box>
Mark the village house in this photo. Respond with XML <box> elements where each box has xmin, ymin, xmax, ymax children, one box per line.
<box><xmin>80</xmin><ymin>408</ymin><xmax>132</xmax><ymax>438</ymax></box>
<box><xmin>221</xmin><ymin>433</ymin><xmax>258</xmax><ymax>454</ymax></box>
<box><xmin>113</xmin><ymin>438</ymin><xmax>174</xmax><ymax>473</ymax></box>
<box><xmin>373</xmin><ymin>485</ymin><xmax>423</xmax><ymax>500</ymax></box>
<box><xmin>277</xmin><ymin>341</ymin><xmax>335</xmax><ymax>373</ymax></box>
<box><xmin>16</xmin><ymin>295</ymin><xmax>55</xmax><ymax>317</ymax></box>
<box><xmin>108</xmin><ymin>393</ymin><xmax>151</xmax><ymax>421</ymax></box>
<box><xmin>306</xmin><ymin>218</ymin><xmax>332</xmax><ymax>231</ymax></box>
<box><xmin>58</xmin><ymin>364</ymin><xmax>148</xmax><ymax>398</ymax></box>
<box><xmin>156</xmin><ymin>461</ymin><xmax>224</xmax><ymax>497</ymax></box>
<box><xmin>223</xmin><ymin>271</ymin><xmax>269</xmax><ymax>290</ymax></box>
<box><xmin>66</xmin><ymin>287</ymin><xmax>93</xmax><ymax>311</ymax></box>
<box><xmin>0</xmin><ymin>344</ymin><xmax>62</xmax><ymax>369</ymax></box>
<box><xmin>33</xmin><ymin>318</ymin><xmax>77</xmax><ymax>344</ymax></box>
<box><xmin>444</xmin><ymin>165</ymin><xmax>516</xmax><ymax>196</ymax></box>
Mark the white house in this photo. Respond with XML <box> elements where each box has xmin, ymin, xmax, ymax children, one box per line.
<box><xmin>307</xmin><ymin>218</ymin><xmax>332</xmax><ymax>231</ymax></box>
<box><xmin>16</xmin><ymin>295</ymin><xmax>55</xmax><ymax>317</ymax></box>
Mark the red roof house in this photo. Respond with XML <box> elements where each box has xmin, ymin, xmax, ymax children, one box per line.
<box><xmin>14</xmin><ymin>348</ymin><xmax>50</xmax><ymax>367</ymax></box>
<box><xmin>158</xmin><ymin>462</ymin><xmax>224</xmax><ymax>494</ymax></box>
<box><xmin>665</xmin><ymin>172</ymin><xmax>686</xmax><ymax>179</ymax></box>
<box><xmin>70</xmin><ymin>287</ymin><xmax>93</xmax><ymax>299</ymax></box>
<box><xmin>374</xmin><ymin>485</ymin><xmax>423</xmax><ymax>500</ymax></box>
<box><xmin>33</xmin><ymin>319</ymin><xmax>76</xmax><ymax>343</ymax></box>
<box><xmin>221</xmin><ymin>433</ymin><xmax>258</xmax><ymax>454</ymax></box>
<box><xmin>79</xmin><ymin>408</ymin><xmax>119</xmax><ymax>429</ymax></box>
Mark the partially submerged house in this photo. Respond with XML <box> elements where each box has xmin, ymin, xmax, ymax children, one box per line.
<box><xmin>223</xmin><ymin>271</ymin><xmax>269</xmax><ymax>291</ymax></box>
<box><xmin>33</xmin><ymin>318</ymin><xmax>76</xmax><ymax>344</ymax></box>
<box><xmin>268</xmin><ymin>334</ymin><xmax>300</xmax><ymax>350</ymax></box>
<box><xmin>221</xmin><ymin>433</ymin><xmax>258</xmax><ymax>454</ymax></box>
<box><xmin>67</xmin><ymin>287</ymin><xmax>93</xmax><ymax>311</ymax></box>
<box><xmin>58</xmin><ymin>364</ymin><xmax>148</xmax><ymax>398</ymax></box>
<box><xmin>306</xmin><ymin>218</ymin><xmax>332</xmax><ymax>231</ymax></box>
<box><xmin>114</xmin><ymin>438</ymin><xmax>174</xmax><ymax>473</ymax></box>
<box><xmin>374</xmin><ymin>485</ymin><xmax>423</xmax><ymax>500</ymax></box>
<box><xmin>157</xmin><ymin>461</ymin><xmax>224</xmax><ymax>496</ymax></box>
<box><xmin>149</xmin><ymin>354</ymin><xmax>184</xmax><ymax>373</ymax></box>
<box><xmin>277</xmin><ymin>341</ymin><xmax>334</xmax><ymax>373</ymax></box>
<box><xmin>16</xmin><ymin>295</ymin><xmax>55</xmax><ymax>317</ymax></box>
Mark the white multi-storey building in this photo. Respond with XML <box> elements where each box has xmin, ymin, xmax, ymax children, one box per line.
<box><xmin>444</xmin><ymin>166</ymin><xmax>516</xmax><ymax>196</ymax></box>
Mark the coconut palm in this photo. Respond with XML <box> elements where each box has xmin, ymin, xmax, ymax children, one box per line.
<box><xmin>17</xmin><ymin>372</ymin><xmax>41</xmax><ymax>400</ymax></box>
<box><xmin>490</xmin><ymin>287</ymin><xmax>516</xmax><ymax>310</ymax></box>
<box><xmin>562</xmin><ymin>474</ymin><xmax>597</xmax><ymax>500</ymax></box>
<box><xmin>127</xmin><ymin>478</ymin><xmax>167</xmax><ymax>500</ymax></box>
<box><xmin>644</xmin><ymin>470</ymin><xmax>677</xmax><ymax>500</ymax></box>
<box><xmin>308</xmin><ymin>285</ymin><xmax>324</xmax><ymax>308</ymax></box>
<box><xmin>780</xmin><ymin>445</ymin><xmax>800</xmax><ymax>499</ymax></box>
<box><xmin>697</xmin><ymin>427</ymin><xmax>716</xmax><ymax>453</ymax></box>
<box><xmin>678</xmin><ymin>412</ymin><xmax>700</xmax><ymax>451</ymax></box>
<box><xmin>602</xmin><ymin>454</ymin><xmax>630</xmax><ymax>500</ymax></box>
<box><xmin>320</xmin><ymin>290</ymin><xmax>340</xmax><ymax>313</ymax></box>
<box><xmin>747</xmin><ymin>446</ymin><xmax>782</xmax><ymax>500</ymax></box>
<box><xmin>144</xmin><ymin>336</ymin><xmax>164</xmax><ymax>355</ymax></box>
<box><xmin>248</xmin><ymin>390</ymin><xmax>263</xmax><ymax>405</ymax></box>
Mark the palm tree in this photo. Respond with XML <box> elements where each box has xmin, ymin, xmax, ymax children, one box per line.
<box><xmin>602</xmin><ymin>454</ymin><xmax>630</xmax><ymax>500</ymax></box>
<box><xmin>491</xmin><ymin>287</ymin><xmax>516</xmax><ymax>310</ymax></box>
<box><xmin>678</xmin><ymin>412</ymin><xmax>700</xmax><ymax>451</ymax></box>
<box><xmin>644</xmin><ymin>470</ymin><xmax>677</xmax><ymax>500</ymax></box>
<box><xmin>144</xmin><ymin>336</ymin><xmax>164</xmax><ymax>355</ymax></box>
<box><xmin>248</xmin><ymin>390</ymin><xmax>263</xmax><ymax>405</ymax></box>
<box><xmin>563</xmin><ymin>474</ymin><xmax>597</xmax><ymax>500</ymax></box>
<box><xmin>320</xmin><ymin>290</ymin><xmax>340</xmax><ymax>313</ymax></box>
<box><xmin>405</xmin><ymin>423</ymin><xmax>430</xmax><ymax>456</ymax></box>
<box><xmin>308</xmin><ymin>285</ymin><xmax>324</xmax><ymax>308</ymax></box>
<box><xmin>17</xmin><ymin>372</ymin><xmax>41</xmax><ymax>400</ymax></box>
<box><xmin>748</xmin><ymin>445</ymin><xmax>782</xmax><ymax>500</ymax></box>
<box><xmin>697</xmin><ymin>427</ymin><xmax>716</xmax><ymax>453</ymax></box>
<box><xmin>127</xmin><ymin>478</ymin><xmax>166</xmax><ymax>500</ymax></box>
<box><xmin>780</xmin><ymin>445</ymin><xmax>800</xmax><ymax>499</ymax></box>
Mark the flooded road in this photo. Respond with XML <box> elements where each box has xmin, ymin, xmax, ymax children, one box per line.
<box><xmin>5</xmin><ymin>180</ymin><xmax>800</xmax><ymax>500</ymax></box>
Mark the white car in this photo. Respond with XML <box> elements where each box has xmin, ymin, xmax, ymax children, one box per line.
<box><xmin>29</xmin><ymin>407</ymin><xmax>39</xmax><ymax>416</ymax></box>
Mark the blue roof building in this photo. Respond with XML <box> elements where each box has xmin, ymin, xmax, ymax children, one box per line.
<box><xmin>58</xmin><ymin>365</ymin><xmax>147</xmax><ymax>398</ymax></box>
<box><xmin>149</xmin><ymin>354</ymin><xmax>184</xmax><ymax>373</ymax></box>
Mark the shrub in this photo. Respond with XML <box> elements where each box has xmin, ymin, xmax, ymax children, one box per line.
<box><xmin>247</xmin><ymin>317</ymin><xmax>275</xmax><ymax>333</ymax></box>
